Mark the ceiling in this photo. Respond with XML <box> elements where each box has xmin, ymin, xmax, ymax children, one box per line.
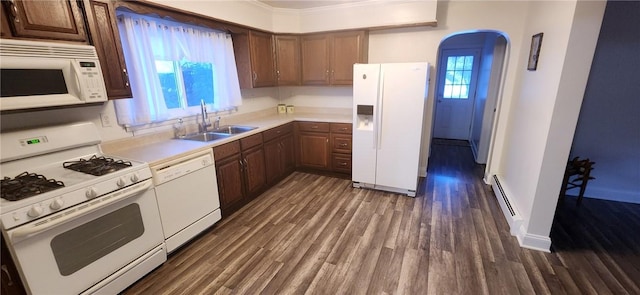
<box><xmin>258</xmin><ymin>0</ymin><xmax>367</xmax><ymax>10</ymax></box>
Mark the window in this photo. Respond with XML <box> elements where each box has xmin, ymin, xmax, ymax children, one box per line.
<box><xmin>156</xmin><ymin>60</ymin><xmax>214</xmax><ymax>109</ymax></box>
<box><xmin>443</xmin><ymin>55</ymin><xmax>474</xmax><ymax>99</ymax></box>
<box><xmin>114</xmin><ymin>13</ymin><xmax>241</xmax><ymax>127</ymax></box>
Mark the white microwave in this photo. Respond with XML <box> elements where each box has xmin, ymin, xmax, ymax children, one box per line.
<box><xmin>0</xmin><ymin>39</ymin><xmax>108</xmax><ymax>112</ymax></box>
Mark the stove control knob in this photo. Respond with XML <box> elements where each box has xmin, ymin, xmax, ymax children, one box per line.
<box><xmin>50</xmin><ymin>198</ymin><xmax>65</xmax><ymax>210</ymax></box>
<box><xmin>27</xmin><ymin>205</ymin><xmax>43</xmax><ymax>218</ymax></box>
<box><xmin>130</xmin><ymin>173</ymin><xmax>139</xmax><ymax>183</ymax></box>
<box><xmin>117</xmin><ymin>177</ymin><xmax>126</xmax><ymax>187</ymax></box>
<box><xmin>86</xmin><ymin>187</ymin><xmax>98</xmax><ymax>199</ymax></box>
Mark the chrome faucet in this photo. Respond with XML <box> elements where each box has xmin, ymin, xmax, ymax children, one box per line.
<box><xmin>199</xmin><ymin>100</ymin><xmax>211</xmax><ymax>132</ymax></box>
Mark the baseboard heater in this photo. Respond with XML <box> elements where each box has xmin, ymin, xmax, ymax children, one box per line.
<box><xmin>491</xmin><ymin>174</ymin><xmax>523</xmax><ymax>236</ymax></box>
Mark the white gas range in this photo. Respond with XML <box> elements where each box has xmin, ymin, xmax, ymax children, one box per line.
<box><xmin>0</xmin><ymin>122</ymin><xmax>166</xmax><ymax>295</ymax></box>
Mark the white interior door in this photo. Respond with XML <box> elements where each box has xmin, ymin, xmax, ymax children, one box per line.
<box><xmin>434</xmin><ymin>48</ymin><xmax>481</xmax><ymax>140</ymax></box>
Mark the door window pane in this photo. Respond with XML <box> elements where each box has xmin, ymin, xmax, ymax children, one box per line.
<box><xmin>443</xmin><ymin>55</ymin><xmax>474</xmax><ymax>99</ymax></box>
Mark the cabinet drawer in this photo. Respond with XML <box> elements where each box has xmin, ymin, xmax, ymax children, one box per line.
<box><xmin>213</xmin><ymin>140</ymin><xmax>240</xmax><ymax>160</ymax></box>
<box><xmin>331</xmin><ymin>134</ymin><xmax>352</xmax><ymax>154</ymax></box>
<box><xmin>332</xmin><ymin>154</ymin><xmax>352</xmax><ymax>173</ymax></box>
<box><xmin>297</xmin><ymin>121</ymin><xmax>330</xmax><ymax>132</ymax></box>
<box><xmin>330</xmin><ymin>123</ymin><xmax>352</xmax><ymax>134</ymax></box>
<box><xmin>240</xmin><ymin>133</ymin><xmax>263</xmax><ymax>150</ymax></box>
<box><xmin>263</xmin><ymin>123</ymin><xmax>293</xmax><ymax>142</ymax></box>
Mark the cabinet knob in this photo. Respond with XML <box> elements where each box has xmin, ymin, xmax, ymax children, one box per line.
<box><xmin>340</xmin><ymin>143</ymin><xmax>348</xmax><ymax>147</ymax></box>
<box><xmin>253</xmin><ymin>71</ymin><xmax>257</xmax><ymax>82</ymax></box>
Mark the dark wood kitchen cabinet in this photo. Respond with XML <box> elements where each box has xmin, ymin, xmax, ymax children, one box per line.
<box><xmin>1</xmin><ymin>236</ymin><xmax>25</xmax><ymax>295</ymax></box>
<box><xmin>300</xmin><ymin>30</ymin><xmax>367</xmax><ymax>86</ymax></box>
<box><xmin>274</xmin><ymin>35</ymin><xmax>301</xmax><ymax>86</ymax></box>
<box><xmin>240</xmin><ymin>133</ymin><xmax>267</xmax><ymax>197</ymax></box>
<box><xmin>233</xmin><ymin>30</ymin><xmax>276</xmax><ymax>89</ymax></box>
<box><xmin>213</xmin><ymin>133</ymin><xmax>266</xmax><ymax>217</ymax></box>
<box><xmin>264</xmin><ymin>123</ymin><xmax>294</xmax><ymax>185</ymax></box>
<box><xmin>1</xmin><ymin>4</ymin><xmax>12</xmax><ymax>38</ymax></box>
<box><xmin>296</xmin><ymin>121</ymin><xmax>331</xmax><ymax>170</ymax></box>
<box><xmin>213</xmin><ymin>141</ymin><xmax>244</xmax><ymax>216</ymax></box>
<box><xmin>84</xmin><ymin>0</ymin><xmax>132</xmax><ymax>99</ymax></box>
<box><xmin>330</xmin><ymin>123</ymin><xmax>352</xmax><ymax>174</ymax></box>
<box><xmin>1</xmin><ymin>0</ymin><xmax>89</xmax><ymax>43</ymax></box>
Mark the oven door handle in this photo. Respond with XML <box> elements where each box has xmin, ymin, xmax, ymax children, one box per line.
<box><xmin>10</xmin><ymin>180</ymin><xmax>153</xmax><ymax>243</ymax></box>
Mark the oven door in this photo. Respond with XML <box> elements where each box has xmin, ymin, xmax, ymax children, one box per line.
<box><xmin>4</xmin><ymin>180</ymin><xmax>165</xmax><ymax>295</ymax></box>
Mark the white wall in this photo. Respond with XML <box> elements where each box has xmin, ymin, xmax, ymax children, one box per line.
<box><xmin>494</xmin><ymin>0</ymin><xmax>605</xmax><ymax>250</ymax></box>
<box><xmin>570</xmin><ymin>1</ymin><xmax>640</xmax><ymax>204</ymax></box>
<box><xmin>294</xmin><ymin>1</ymin><xmax>437</xmax><ymax>33</ymax></box>
<box><xmin>0</xmin><ymin>89</ymin><xmax>279</xmax><ymax>141</ymax></box>
<box><xmin>153</xmin><ymin>0</ymin><xmax>437</xmax><ymax>34</ymax></box>
<box><xmin>152</xmin><ymin>0</ymin><xmax>275</xmax><ymax>31</ymax></box>
<box><xmin>279</xmin><ymin>86</ymin><xmax>352</xmax><ymax>109</ymax></box>
<box><xmin>456</xmin><ymin>32</ymin><xmax>495</xmax><ymax>162</ymax></box>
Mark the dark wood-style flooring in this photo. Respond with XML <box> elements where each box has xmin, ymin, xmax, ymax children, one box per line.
<box><xmin>124</xmin><ymin>141</ymin><xmax>640</xmax><ymax>294</ymax></box>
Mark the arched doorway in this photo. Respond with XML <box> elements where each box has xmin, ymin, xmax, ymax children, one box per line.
<box><xmin>432</xmin><ymin>31</ymin><xmax>509</xmax><ymax>165</ymax></box>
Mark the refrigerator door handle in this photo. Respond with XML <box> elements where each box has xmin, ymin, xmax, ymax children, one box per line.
<box><xmin>377</xmin><ymin>71</ymin><xmax>385</xmax><ymax>150</ymax></box>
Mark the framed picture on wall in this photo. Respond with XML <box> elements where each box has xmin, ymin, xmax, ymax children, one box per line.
<box><xmin>527</xmin><ymin>33</ymin><xmax>544</xmax><ymax>71</ymax></box>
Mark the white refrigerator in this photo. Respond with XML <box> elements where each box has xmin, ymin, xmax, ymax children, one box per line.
<box><xmin>352</xmin><ymin>63</ymin><xmax>430</xmax><ymax>197</ymax></box>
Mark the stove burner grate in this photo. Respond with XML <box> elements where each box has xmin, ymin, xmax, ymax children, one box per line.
<box><xmin>1</xmin><ymin>172</ymin><xmax>65</xmax><ymax>201</ymax></box>
<box><xmin>63</xmin><ymin>155</ymin><xmax>133</xmax><ymax>176</ymax></box>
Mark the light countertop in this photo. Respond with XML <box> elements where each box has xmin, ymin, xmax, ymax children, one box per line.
<box><xmin>102</xmin><ymin>112</ymin><xmax>351</xmax><ymax>167</ymax></box>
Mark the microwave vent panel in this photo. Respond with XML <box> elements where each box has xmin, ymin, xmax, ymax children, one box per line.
<box><xmin>0</xmin><ymin>39</ymin><xmax>98</xmax><ymax>59</ymax></box>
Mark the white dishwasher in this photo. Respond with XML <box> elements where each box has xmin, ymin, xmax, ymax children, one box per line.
<box><xmin>151</xmin><ymin>149</ymin><xmax>221</xmax><ymax>253</ymax></box>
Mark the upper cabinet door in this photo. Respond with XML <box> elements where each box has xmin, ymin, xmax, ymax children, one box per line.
<box><xmin>274</xmin><ymin>35</ymin><xmax>301</xmax><ymax>86</ymax></box>
<box><xmin>301</xmin><ymin>33</ymin><xmax>330</xmax><ymax>86</ymax></box>
<box><xmin>1</xmin><ymin>4</ymin><xmax>12</xmax><ymax>38</ymax></box>
<box><xmin>85</xmin><ymin>0</ymin><xmax>132</xmax><ymax>99</ymax></box>
<box><xmin>249</xmin><ymin>31</ymin><xmax>276</xmax><ymax>87</ymax></box>
<box><xmin>301</xmin><ymin>31</ymin><xmax>367</xmax><ymax>86</ymax></box>
<box><xmin>331</xmin><ymin>31</ymin><xmax>367</xmax><ymax>85</ymax></box>
<box><xmin>3</xmin><ymin>0</ymin><xmax>88</xmax><ymax>43</ymax></box>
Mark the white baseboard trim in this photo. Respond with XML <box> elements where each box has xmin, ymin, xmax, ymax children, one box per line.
<box><xmin>419</xmin><ymin>165</ymin><xmax>427</xmax><ymax>177</ymax></box>
<box><xmin>490</xmin><ymin>175</ymin><xmax>523</xmax><ymax>236</ymax></box>
<box><xmin>583</xmin><ymin>186</ymin><xmax>640</xmax><ymax>204</ymax></box>
<box><xmin>516</xmin><ymin>226</ymin><xmax>552</xmax><ymax>252</ymax></box>
<box><xmin>491</xmin><ymin>174</ymin><xmax>552</xmax><ymax>253</ymax></box>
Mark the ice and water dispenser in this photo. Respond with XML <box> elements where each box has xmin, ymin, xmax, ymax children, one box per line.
<box><xmin>356</xmin><ymin>105</ymin><xmax>374</xmax><ymax>131</ymax></box>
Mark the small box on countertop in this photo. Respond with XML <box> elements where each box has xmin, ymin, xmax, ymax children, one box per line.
<box><xmin>277</xmin><ymin>104</ymin><xmax>286</xmax><ymax>114</ymax></box>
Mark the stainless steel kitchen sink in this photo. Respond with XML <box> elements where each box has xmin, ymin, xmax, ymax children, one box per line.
<box><xmin>211</xmin><ymin>125</ymin><xmax>257</xmax><ymax>135</ymax></box>
<box><xmin>180</xmin><ymin>132</ymin><xmax>232</xmax><ymax>142</ymax></box>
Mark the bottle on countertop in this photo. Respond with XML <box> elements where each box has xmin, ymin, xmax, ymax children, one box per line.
<box><xmin>174</xmin><ymin>118</ymin><xmax>187</xmax><ymax>138</ymax></box>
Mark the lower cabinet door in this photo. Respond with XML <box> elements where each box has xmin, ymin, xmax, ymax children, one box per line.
<box><xmin>215</xmin><ymin>154</ymin><xmax>244</xmax><ymax>214</ymax></box>
<box><xmin>332</xmin><ymin>153</ymin><xmax>352</xmax><ymax>174</ymax></box>
<box><xmin>242</xmin><ymin>146</ymin><xmax>266</xmax><ymax>197</ymax></box>
<box><xmin>264</xmin><ymin>139</ymin><xmax>282</xmax><ymax>185</ymax></box>
<box><xmin>298</xmin><ymin>132</ymin><xmax>330</xmax><ymax>170</ymax></box>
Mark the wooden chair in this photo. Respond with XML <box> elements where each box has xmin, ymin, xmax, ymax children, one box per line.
<box><xmin>560</xmin><ymin>157</ymin><xmax>595</xmax><ymax>206</ymax></box>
